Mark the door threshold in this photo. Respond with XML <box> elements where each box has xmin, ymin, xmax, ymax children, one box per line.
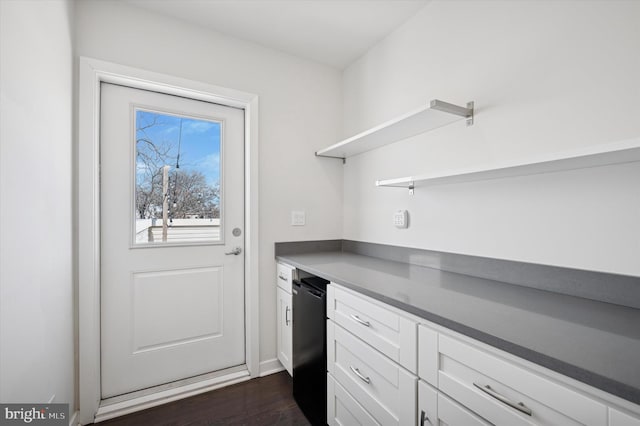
<box><xmin>94</xmin><ymin>365</ymin><xmax>250</xmax><ymax>423</ymax></box>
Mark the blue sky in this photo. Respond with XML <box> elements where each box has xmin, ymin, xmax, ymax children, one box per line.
<box><xmin>136</xmin><ymin>110</ymin><xmax>221</xmax><ymax>186</ymax></box>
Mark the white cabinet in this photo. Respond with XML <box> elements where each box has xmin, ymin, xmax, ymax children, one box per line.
<box><xmin>326</xmin><ymin>283</ymin><xmax>640</xmax><ymax>426</ymax></box>
<box><xmin>326</xmin><ymin>284</ymin><xmax>418</xmax><ymax>425</ymax></box>
<box><xmin>328</xmin><ymin>284</ymin><xmax>417</xmax><ymax>373</ymax></box>
<box><xmin>327</xmin><ymin>321</ymin><xmax>416</xmax><ymax>425</ymax></box>
<box><xmin>276</xmin><ymin>286</ymin><xmax>292</xmax><ymax>375</ymax></box>
<box><xmin>418</xmin><ymin>380</ymin><xmax>438</xmax><ymax>426</ymax></box>
<box><xmin>610</xmin><ymin>409</ymin><xmax>640</xmax><ymax>426</ymax></box>
<box><xmin>418</xmin><ymin>324</ymin><xmax>438</xmax><ymax>386</ymax></box>
<box><xmin>437</xmin><ymin>333</ymin><xmax>606</xmax><ymax>426</ymax></box>
<box><xmin>417</xmin><ymin>323</ymin><xmax>640</xmax><ymax>426</ymax></box>
<box><xmin>275</xmin><ymin>262</ymin><xmax>295</xmax><ymax>376</ymax></box>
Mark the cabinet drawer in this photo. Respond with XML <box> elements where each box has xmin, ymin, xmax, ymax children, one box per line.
<box><xmin>610</xmin><ymin>408</ymin><xmax>640</xmax><ymax>426</ymax></box>
<box><xmin>438</xmin><ymin>392</ymin><xmax>491</xmax><ymax>426</ymax></box>
<box><xmin>328</xmin><ymin>285</ymin><xmax>417</xmax><ymax>372</ymax></box>
<box><xmin>276</xmin><ymin>262</ymin><xmax>294</xmax><ymax>292</ymax></box>
<box><xmin>438</xmin><ymin>334</ymin><xmax>607</xmax><ymax>426</ymax></box>
<box><xmin>419</xmin><ymin>379</ymin><xmax>489</xmax><ymax>426</ymax></box>
<box><xmin>328</xmin><ymin>321</ymin><xmax>416</xmax><ymax>426</ymax></box>
<box><xmin>327</xmin><ymin>373</ymin><xmax>380</xmax><ymax>426</ymax></box>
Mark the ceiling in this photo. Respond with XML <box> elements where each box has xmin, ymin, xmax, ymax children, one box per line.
<box><xmin>122</xmin><ymin>0</ymin><xmax>429</xmax><ymax>69</ymax></box>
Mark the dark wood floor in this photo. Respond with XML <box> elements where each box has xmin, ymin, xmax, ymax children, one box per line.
<box><xmin>93</xmin><ymin>372</ymin><xmax>311</xmax><ymax>426</ymax></box>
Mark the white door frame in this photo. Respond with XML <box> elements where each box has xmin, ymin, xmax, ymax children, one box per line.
<box><xmin>78</xmin><ymin>57</ymin><xmax>260</xmax><ymax>424</ymax></box>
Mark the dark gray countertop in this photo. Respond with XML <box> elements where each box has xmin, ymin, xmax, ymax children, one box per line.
<box><xmin>277</xmin><ymin>251</ymin><xmax>640</xmax><ymax>405</ymax></box>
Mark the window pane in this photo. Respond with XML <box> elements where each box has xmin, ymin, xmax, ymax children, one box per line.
<box><xmin>134</xmin><ymin>109</ymin><xmax>221</xmax><ymax>244</ymax></box>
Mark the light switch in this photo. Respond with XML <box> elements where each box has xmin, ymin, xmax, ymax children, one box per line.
<box><xmin>291</xmin><ymin>210</ymin><xmax>306</xmax><ymax>226</ymax></box>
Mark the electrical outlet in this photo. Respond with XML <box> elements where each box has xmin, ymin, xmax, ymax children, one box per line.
<box><xmin>291</xmin><ymin>210</ymin><xmax>306</xmax><ymax>226</ymax></box>
<box><xmin>393</xmin><ymin>210</ymin><xmax>408</xmax><ymax>228</ymax></box>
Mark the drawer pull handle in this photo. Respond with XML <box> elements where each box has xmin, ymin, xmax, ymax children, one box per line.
<box><xmin>473</xmin><ymin>383</ymin><xmax>532</xmax><ymax>416</ymax></box>
<box><xmin>278</xmin><ymin>274</ymin><xmax>288</xmax><ymax>281</ymax></box>
<box><xmin>420</xmin><ymin>410</ymin><xmax>432</xmax><ymax>425</ymax></box>
<box><xmin>349</xmin><ymin>366</ymin><xmax>371</xmax><ymax>384</ymax></box>
<box><xmin>350</xmin><ymin>314</ymin><xmax>371</xmax><ymax>327</ymax></box>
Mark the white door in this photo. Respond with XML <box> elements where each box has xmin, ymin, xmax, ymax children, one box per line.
<box><xmin>100</xmin><ymin>83</ymin><xmax>245</xmax><ymax>398</ymax></box>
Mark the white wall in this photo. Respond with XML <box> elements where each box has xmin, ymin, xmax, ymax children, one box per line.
<box><xmin>0</xmin><ymin>0</ymin><xmax>76</xmax><ymax>410</ymax></box>
<box><xmin>75</xmin><ymin>0</ymin><xmax>343</xmax><ymax>366</ymax></box>
<box><xmin>342</xmin><ymin>0</ymin><xmax>640</xmax><ymax>276</ymax></box>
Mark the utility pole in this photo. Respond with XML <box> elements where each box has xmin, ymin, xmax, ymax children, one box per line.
<box><xmin>162</xmin><ymin>165</ymin><xmax>170</xmax><ymax>242</ymax></box>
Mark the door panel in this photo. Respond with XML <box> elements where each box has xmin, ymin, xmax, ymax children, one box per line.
<box><xmin>100</xmin><ymin>83</ymin><xmax>245</xmax><ymax>398</ymax></box>
<box><xmin>132</xmin><ymin>267</ymin><xmax>223</xmax><ymax>353</ymax></box>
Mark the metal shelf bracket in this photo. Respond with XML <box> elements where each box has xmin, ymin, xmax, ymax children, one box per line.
<box><xmin>315</xmin><ymin>152</ymin><xmax>346</xmax><ymax>164</ymax></box>
<box><xmin>430</xmin><ymin>99</ymin><xmax>474</xmax><ymax>126</ymax></box>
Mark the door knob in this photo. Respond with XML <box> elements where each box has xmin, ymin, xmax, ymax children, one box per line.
<box><xmin>225</xmin><ymin>247</ymin><xmax>242</xmax><ymax>255</ymax></box>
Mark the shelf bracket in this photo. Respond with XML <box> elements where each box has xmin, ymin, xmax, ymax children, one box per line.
<box><xmin>315</xmin><ymin>152</ymin><xmax>346</xmax><ymax>164</ymax></box>
<box><xmin>466</xmin><ymin>101</ymin><xmax>474</xmax><ymax>126</ymax></box>
<box><xmin>430</xmin><ymin>99</ymin><xmax>474</xmax><ymax>126</ymax></box>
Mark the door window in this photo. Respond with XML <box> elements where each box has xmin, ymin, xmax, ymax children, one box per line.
<box><xmin>134</xmin><ymin>109</ymin><xmax>222</xmax><ymax>244</ymax></box>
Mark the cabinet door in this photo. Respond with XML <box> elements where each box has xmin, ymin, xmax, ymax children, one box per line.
<box><xmin>418</xmin><ymin>380</ymin><xmax>438</xmax><ymax>426</ymax></box>
<box><xmin>276</xmin><ymin>287</ymin><xmax>292</xmax><ymax>375</ymax></box>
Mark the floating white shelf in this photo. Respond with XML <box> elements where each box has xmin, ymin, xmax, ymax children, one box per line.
<box><xmin>375</xmin><ymin>138</ymin><xmax>640</xmax><ymax>194</ymax></box>
<box><xmin>315</xmin><ymin>99</ymin><xmax>474</xmax><ymax>160</ymax></box>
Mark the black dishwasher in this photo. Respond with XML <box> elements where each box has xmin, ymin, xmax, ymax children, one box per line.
<box><xmin>292</xmin><ymin>276</ymin><xmax>329</xmax><ymax>426</ymax></box>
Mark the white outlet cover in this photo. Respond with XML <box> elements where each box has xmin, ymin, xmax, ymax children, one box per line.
<box><xmin>394</xmin><ymin>210</ymin><xmax>408</xmax><ymax>228</ymax></box>
<box><xmin>291</xmin><ymin>210</ymin><xmax>306</xmax><ymax>226</ymax></box>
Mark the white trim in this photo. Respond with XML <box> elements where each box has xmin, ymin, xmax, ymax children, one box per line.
<box><xmin>93</xmin><ymin>370</ymin><xmax>251</xmax><ymax>423</ymax></box>
<box><xmin>258</xmin><ymin>358</ymin><xmax>286</xmax><ymax>377</ymax></box>
<box><xmin>78</xmin><ymin>57</ymin><xmax>260</xmax><ymax>425</ymax></box>
<box><xmin>69</xmin><ymin>411</ymin><xmax>79</xmax><ymax>426</ymax></box>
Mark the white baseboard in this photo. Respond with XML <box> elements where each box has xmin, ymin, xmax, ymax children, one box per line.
<box><xmin>93</xmin><ymin>369</ymin><xmax>251</xmax><ymax>423</ymax></box>
<box><xmin>259</xmin><ymin>358</ymin><xmax>285</xmax><ymax>377</ymax></box>
<box><xmin>69</xmin><ymin>410</ymin><xmax>79</xmax><ymax>426</ymax></box>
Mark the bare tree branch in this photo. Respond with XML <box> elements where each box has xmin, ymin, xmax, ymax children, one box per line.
<box><xmin>134</xmin><ymin>117</ymin><xmax>219</xmax><ymax>220</ymax></box>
